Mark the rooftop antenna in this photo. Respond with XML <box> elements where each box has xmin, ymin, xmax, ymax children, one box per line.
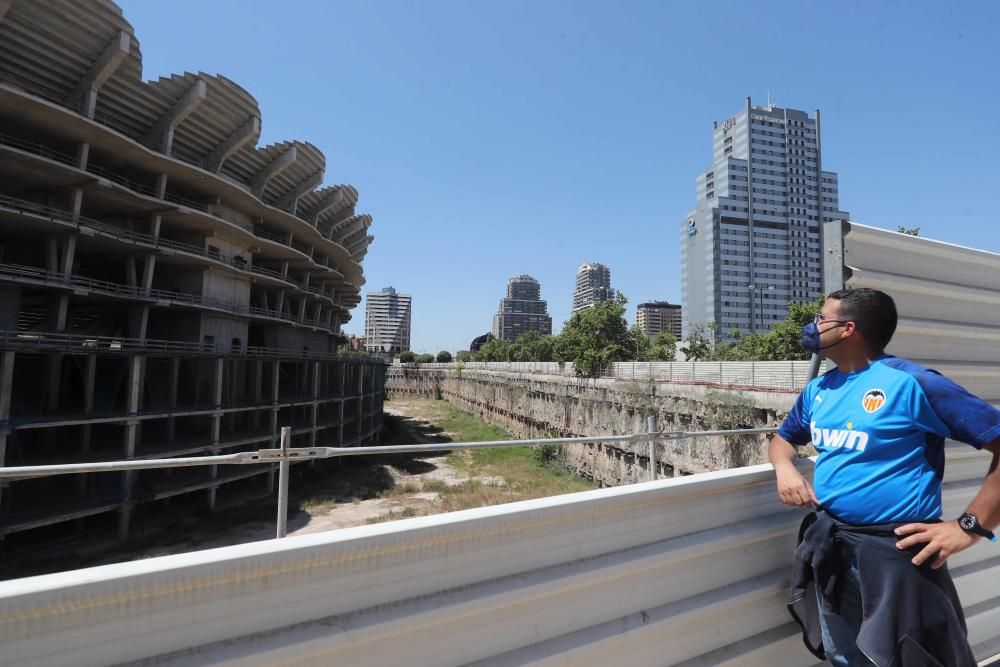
<box><xmin>767</xmin><ymin>89</ymin><xmax>771</xmax><ymax>110</ymax></box>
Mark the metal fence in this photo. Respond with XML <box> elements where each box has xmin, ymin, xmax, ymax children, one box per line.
<box><xmin>394</xmin><ymin>360</ymin><xmax>826</xmax><ymax>391</ymax></box>
<box><xmin>0</xmin><ymin>422</ymin><xmax>777</xmax><ymax>539</ymax></box>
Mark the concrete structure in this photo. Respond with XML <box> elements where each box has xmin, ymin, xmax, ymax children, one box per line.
<box><xmin>363</xmin><ymin>287</ymin><xmax>411</xmax><ymax>354</ymax></box>
<box><xmin>0</xmin><ymin>0</ymin><xmax>384</xmax><ymax>553</ymax></box>
<box><xmin>491</xmin><ymin>274</ymin><xmax>552</xmax><ymax>343</ymax></box>
<box><xmin>636</xmin><ymin>301</ymin><xmax>682</xmax><ymax>340</ymax></box>
<box><xmin>681</xmin><ymin>98</ymin><xmax>849</xmax><ymax>338</ymax></box>
<box><xmin>571</xmin><ymin>262</ymin><xmax>615</xmax><ymax>313</ymax></box>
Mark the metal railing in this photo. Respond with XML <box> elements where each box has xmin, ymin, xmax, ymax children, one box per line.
<box><xmin>0</xmin><ymin>422</ymin><xmax>778</xmax><ymax>538</ymax></box>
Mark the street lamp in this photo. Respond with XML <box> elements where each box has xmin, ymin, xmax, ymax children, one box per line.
<box><xmin>747</xmin><ymin>283</ymin><xmax>756</xmax><ymax>335</ymax></box>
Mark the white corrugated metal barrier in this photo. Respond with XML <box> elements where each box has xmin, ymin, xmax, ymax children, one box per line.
<box><xmin>826</xmin><ymin>220</ymin><xmax>1000</xmax><ymax>404</ymax></box>
<box><xmin>1</xmin><ymin>450</ymin><xmax>998</xmax><ymax>666</ymax></box>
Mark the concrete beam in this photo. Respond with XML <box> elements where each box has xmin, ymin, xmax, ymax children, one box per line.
<box><xmin>333</xmin><ymin>217</ymin><xmax>370</xmax><ymax>244</ymax></box>
<box><xmin>305</xmin><ymin>189</ymin><xmax>344</xmax><ymax>226</ymax></box>
<box><xmin>250</xmin><ymin>146</ymin><xmax>297</xmax><ymax>198</ymax></box>
<box><xmin>67</xmin><ymin>30</ymin><xmax>130</xmax><ymax>113</ymax></box>
<box><xmin>274</xmin><ymin>171</ymin><xmax>323</xmax><ymax>214</ymax></box>
<box><xmin>147</xmin><ymin>78</ymin><xmax>207</xmax><ymax>154</ymax></box>
<box><xmin>204</xmin><ymin>116</ymin><xmax>260</xmax><ymax>174</ymax></box>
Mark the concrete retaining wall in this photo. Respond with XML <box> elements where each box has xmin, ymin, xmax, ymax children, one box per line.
<box><xmin>387</xmin><ymin>368</ymin><xmax>798</xmax><ymax>486</ymax></box>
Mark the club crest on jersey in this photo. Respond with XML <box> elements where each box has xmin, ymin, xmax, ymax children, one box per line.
<box><xmin>862</xmin><ymin>388</ymin><xmax>887</xmax><ymax>413</ymax></box>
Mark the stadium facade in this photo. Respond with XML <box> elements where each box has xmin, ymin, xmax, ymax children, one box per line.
<box><xmin>0</xmin><ymin>0</ymin><xmax>384</xmax><ymax>555</ymax></box>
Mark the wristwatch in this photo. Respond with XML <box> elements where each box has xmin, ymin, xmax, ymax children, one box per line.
<box><xmin>958</xmin><ymin>513</ymin><xmax>998</xmax><ymax>542</ymax></box>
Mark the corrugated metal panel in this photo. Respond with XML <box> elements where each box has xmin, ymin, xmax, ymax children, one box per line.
<box><xmin>1</xmin><ymin>452</ymin><xmax>997</xmax><ymax>666</ymax></box>
<box><xmin>826</xmin><ymin>220</ymin><xmax>1000</xmax><ymax>402</ymax></box>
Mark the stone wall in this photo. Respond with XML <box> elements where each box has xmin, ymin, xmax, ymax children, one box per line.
<box><xmin>387</xmin><ymin>367</ymin><xmax>800</xmax><ymax>487</ymax></box>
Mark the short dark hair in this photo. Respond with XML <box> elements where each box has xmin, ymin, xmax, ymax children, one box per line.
<box><xmin>827</xmin><ymin>288</ymin><xmax>898</xmax><ymax>352</ymax></box>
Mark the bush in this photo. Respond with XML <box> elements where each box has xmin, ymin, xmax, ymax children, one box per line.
<box><xmin>436</xmin><ymin>350</ymin><xmax>453</xmax><ymax>363</ymax></box>
<box><xmin>416</xmin><ymin>353</ymin><xmax>436</xmax><ymax>364</ymax></box>
<box><xmin>398</xmin><ymin>351</ymin><xmax>416</xmax><ymax>363</ymax></box>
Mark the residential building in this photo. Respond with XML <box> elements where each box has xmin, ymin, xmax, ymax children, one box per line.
<box><xmin>680</xmin><ymin>98</ymin><xmax>849</xmax><ymax>338</ymax></box>
<box><xmin>572</xmin><ymin>263</ymin><xmax>616</xmax><ymax>313</ymax></box>
<box><xmin>364</xmin><ymin>287</ymin><xmax>411</xmax><ymax>353</ymax></box>
<box><xmin>637</xmin><ymin>301</ymin><xmax>682</xmax><ymax>340</ymax></box>
<box><xmin>491</xmin><ymin>275</ymin><xmax>552</xmax><ymax>343</ymax></box>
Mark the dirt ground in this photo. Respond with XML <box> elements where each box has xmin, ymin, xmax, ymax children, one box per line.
<box><xmin>1</xmin><ymin>399</ymin><xmax>521</xmax><ymax>579</ymax></box>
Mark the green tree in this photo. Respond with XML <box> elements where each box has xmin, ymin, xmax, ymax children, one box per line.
<box><xmin>630</xmin><ymin>324</ymin><xmax>650</xmax><ymax>361</ymax></box>
<box><xmin>436</xmin><ymin>350</ymin><xmax>453</xmax><ymax>363</ymax></box>
<box><xmin>897</xmin><ymin>225</ymin><xmax>921</xmax><ymax>237</ymax></box>
<box><xmin>398</xmin><ymin>351</ymin><xmax>416</xmax><ymax>363</ymax></box>
<box><xmin>554</xmin><ymin>294</ymin><xmax>634</xmax><ymax>376</ymax></box>
<box><xmin>473</xmin><ymin>336</ymin><xmax>512</xmax><ymax>361</ymax></box>
<box><xmin>415</xmin><ymin>353</ymin><xmax>436</xmax><ymax>363</ymax></box>
<box><xmin>510</xmin><ymin>330</ymin><xmax>557</xmax><ymax>362</ymax></box>
<box><xmin>683</xmin><ymin>323</ymin><xmax>715</xmax><ymax>361</ymax></box>
<box><xmin>455</xmin><ymin>350</ymin><xmax>473</xmax><ymax>362</ymax></box>
<box><xmin>646</xmin><ymin>331</ymin><xmax>677</xmax><ymax>361</ymax></box>
<box><xmin>716</xmin><ymin>296</ymin><xmax>824</xmax><ymax>361</ymax></box>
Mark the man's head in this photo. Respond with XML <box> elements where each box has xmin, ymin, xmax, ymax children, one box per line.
<box><xmin>815</xmin><ymin>288</ymin><xmax>898</xmax><ymax>356</ymax></box>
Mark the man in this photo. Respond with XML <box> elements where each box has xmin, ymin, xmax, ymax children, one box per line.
<box><xmin>769</xmin><ymin>288</ymin><xmax>1000</xmax><ymax>666</ymax></box>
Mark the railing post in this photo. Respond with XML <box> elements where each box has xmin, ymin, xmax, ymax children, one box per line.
<box><xmin>276</xmin><ymin>425</ymin><xmax>291</xmax><ymax>538</ymax></box>
<box><xmin>647</xmin><ymin>415</ymin><xmax>657</xmax><ymax>481</ymax></box>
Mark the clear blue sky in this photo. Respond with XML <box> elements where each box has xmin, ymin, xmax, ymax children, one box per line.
<box><xmin>120</xmin><ymin>0</ymin><xmax>1000</xmax><ymax>353</ymax></box>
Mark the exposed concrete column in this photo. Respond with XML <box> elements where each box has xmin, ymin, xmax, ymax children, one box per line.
<box><xmin>253</xmin><ymin>359</ymin><xmax>263</xmax><ymax>431</ymax></box>
<box><xmin>117</xmin><ymin>355</ymin><xmax>144</xmax><ymax>540</ymax></box>
<box><xmin>46</xmin><ymin>238</ymin><xmax>59</xmax><ymax>272</ymax></box>
<box><xmin>147</xmin><ymin>78</ymin><xmax>206</xmax><ymax>155</ymax></box>
<box><xmin>67</xmin><ymin>30</ymin><xmax>129</xmax><ymax>119</ymax></box>
<box><xmin>128</xmin><ymin>307</ymin><xmax>149</xmax><ymax>341</ymax></box>
<box><xmin>208</xmin><ymin>357</ymin><xmax>224</xmax><ymax>511</ymax></box>
<box><xmin>297</xmin><ymin>298</ymin><xmax>307</xmax><ymax>321</ymax></box>
<box><xmin>76</xmin><ymin>143</ymin><xmax>90</xmax><ymax>170</ymax></box>
<box><xmin>313</xmin><ymin>303</ymin><xmax>322</xmax><ymax>323</ymax></box>
<box><xmin>204</xmin><ymin>116</ymin><xmax>260</xmax><ymax>173</ymax></box>
<box><xmin>250</xmin><ymin>146</ymin><xmax>297</xmax><ymax>198</ymax></box>
<box><xmin>281</xmin><ymin>261</ymin><xmax>289</xmax><ymax>279</ymax></box>
<box><xmin>150</xmin><ymin>215</ymin><xmax>162</xmax><ymax>242</ymax></box>
<box><xmin>310</xmin><ymin>361</ymin><xmax>320</xmax><ymax>448</ymax></box>
<box><xmin>78</xmin><ymin>353</ymin><xmax>97</xmax><ymax>495</ymax></box>
<box><xmin>337</xmin><ymin>365</ymin><xmax>346</xmax><ymax>446</ymax></box>
<box><xmin>70</xmin><ymin>189</ymin><xmax>84</xmax><ymax>222</ymax></box>
<box><xmin>125</xmin><ymin>257</ymin><xmax>137</xmax><ymax>286</ymax></box>
<box><xmin>155</xmin><ymin>174</ymin><xmax>168</xmax><ymax>199</ymax></box>
<box><xmin>60</xmin><ymin>234</ymin><xmax>77</xmax><ymax>278</ymax></box>
<box><xmin>0</xmin><ymin>351</ymin><xmax>16</xmax><ymax>514</ymax></box>
<box><xmin>275</xmin><ymin>290</ymin><xmax>286</xmax><ymax>316</ymax></box>
<box><xmin>267</xmin><ymin>360</ymin><xmax>280</xmax><ymax>493</ymax></box>
<box><xmin>141</xmin><ymin>255</ymin><xmax>156</xmax><ymax>292</ymax></box>
<box><xmin>164</xmin><ymin>357</ymin><xmax>178</xmax><ymax>444</ymax></box>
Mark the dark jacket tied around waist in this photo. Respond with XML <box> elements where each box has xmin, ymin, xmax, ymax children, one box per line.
<box><xmin>788</xmin><ymin>511</ymin><xmax>976</xmax><ymax>667</ymax></box>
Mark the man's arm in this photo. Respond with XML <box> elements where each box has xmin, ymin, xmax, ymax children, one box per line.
<box><xmin>769</xmin><ymin>434</ymin><xmax>818</xmax><ymax>508</ymax></box>
<box><xmin>895</xmin><ymin>440</ymin><xmax>1000</xmax><ymax>569</ymax></box>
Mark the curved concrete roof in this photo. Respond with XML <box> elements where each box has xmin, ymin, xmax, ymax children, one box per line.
<box><xmin>0</xmin><ymin>0</ymin><xmax>373</xmax><ymax>298</ymax></box>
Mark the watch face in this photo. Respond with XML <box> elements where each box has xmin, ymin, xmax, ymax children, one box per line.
<box><xmin>959</xmin><ymin>515</ymin><xmax>976</xmax><ymax>530</ymax></box>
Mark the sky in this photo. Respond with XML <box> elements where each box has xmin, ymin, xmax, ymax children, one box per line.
<box><xmin>119</xmin><ymin>0</ymin><xmax>1000</xmax><ymax>353</ymax></box>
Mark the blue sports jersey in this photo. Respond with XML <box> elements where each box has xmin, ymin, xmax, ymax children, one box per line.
<box><xmin>778</xmin><ymin>355</ymin><xmax>1000</xmax><ymax>524</ymax></box>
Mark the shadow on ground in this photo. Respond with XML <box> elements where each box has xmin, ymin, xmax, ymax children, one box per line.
<box><xmin>0</xmin><ymin>411</ymin><xmax>453</xmax><ymax>581</ymax></box>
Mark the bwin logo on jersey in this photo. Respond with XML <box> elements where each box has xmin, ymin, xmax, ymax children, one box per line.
<box><xmin>810</xmin><ymin>421</ymin><xmax>869</xmax><ymax>452</ymax></box>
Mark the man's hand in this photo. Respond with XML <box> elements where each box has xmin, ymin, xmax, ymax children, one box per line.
<box><xmin>894</xmin><ymin>521</ymin><xmax>979</xmax><ymax>569</ymax></box>
<box><xmin>774</xmin><ymin>464</ymin><xmax>819</xmax><ymax>508</ymax></box>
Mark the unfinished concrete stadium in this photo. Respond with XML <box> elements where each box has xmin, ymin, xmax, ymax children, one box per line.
<box><xmin>0</xmin><ymin>0</ymin><xmax>384</xmax><ymax>555</ymax></box>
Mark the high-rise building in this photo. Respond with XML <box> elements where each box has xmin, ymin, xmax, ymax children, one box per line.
<box><xmin>572</xmin><ymin>263</ymin><xmax>616</xmax><ymax>313</ymax></box>
<box><xmin>364</xmin><ymin>287</ymin><xmax>412</xmax><ymax>353</ymax></box>
<box><xmin>491</xmin><ymin>275</ymin><xmax>552</xmax><ymax>343</ymax></box>
<box><xmin>680</xmin><ymin>98</ymin><xmax>849</xmax><ymax>338</ymax></box>
<box><xmin>637</xmin><ymin>301</ymin><xmax>682</xmax><ymax>340</ymax></box>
